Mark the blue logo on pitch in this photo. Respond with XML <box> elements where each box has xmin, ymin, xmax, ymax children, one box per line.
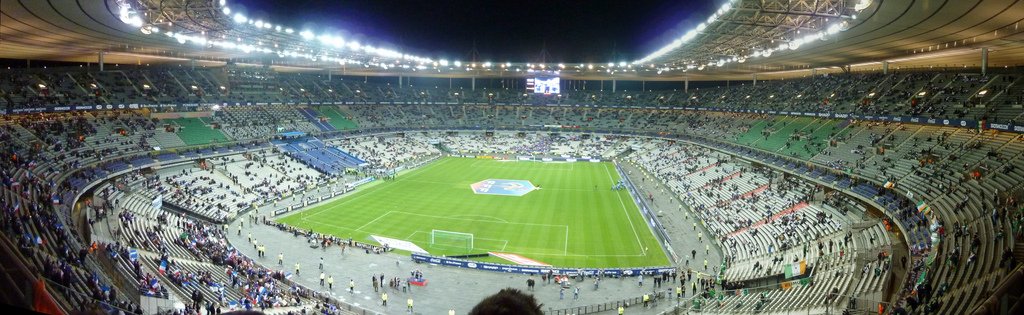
<box><xmin>470</xmin><ymin>179</ymin><xmax>537</xmax><ymax>196</ymax></box>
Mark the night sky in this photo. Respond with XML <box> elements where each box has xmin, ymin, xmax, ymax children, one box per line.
<box><xmin>227</xmin><ymin>0</ymin><xmax>717</xmax><ymax>63</ymax></box>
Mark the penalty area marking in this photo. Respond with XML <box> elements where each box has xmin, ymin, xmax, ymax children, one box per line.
<box><xmin>303</xmin><ymin>219</ymin><xmax>398</xmax><ymax>240</ymax></box>
<box><xmin>403</xmin><ymin>231</ymin><xmax>643</xmax><ymax>257</ymax></box>
<box><xmin>449</xmin><ymin>214</ymin><xmax>510</xmax><ymax>223</ymax></box>
<box><xmin>467</xmin><ymin>159</ymin><xmax>577</xmax><ymax>170</ymax></box>
<box><xmin>387</xmin><ymin>211</ymin><xmax>567</xmax><ymax>253</ymax></box>
<box><xmin>354</xmin><ymin>211</ymin><xmax>394</xmax><ymax>232</ymax></box>
<box><xmin>390</xmin><ymin>211</ymin><xmax>569</xmax><ymax>229</ymax></box>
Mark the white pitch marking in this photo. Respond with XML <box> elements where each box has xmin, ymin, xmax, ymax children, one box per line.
<box><xmin>354</xmin><ymin>211</ymin><xmax>394</xmax><ymax>231</ymax></box>
<box><xmin>297</xmin><ymin>158</ymin><xmax>452</xmax><ymax>221</ymax></box>
<box><xmin>605</xmin><ymin>163</ymin><xmax>646</xmax><ymax>256</ymax></box>
<box><xmin>564</xmin><ymin>225</ymin><xmax>569</xmax><ymax>255</ymax></box>
<box><xmin>391</xmin><ymin>211</ymin><xmax>568</xmax><ymax>228</ymax></box>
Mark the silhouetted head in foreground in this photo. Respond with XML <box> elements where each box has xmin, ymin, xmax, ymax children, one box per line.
<box><xmin>469</xmin><ymin>288</ymin><xmax>543</xmax><ymax>315</ymax></box>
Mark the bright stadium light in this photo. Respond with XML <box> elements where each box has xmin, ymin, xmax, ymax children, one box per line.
<box><xmin>118</xmin><ymin>5</ymin><xmax>144</xmax><ymax>27</ymax></box>
<box><xmin>634</xmin><ymin>0</ymin><xmax>866</xmax><ymax>66</ymax></box>
<box><xmin>855</xmin><ymin>0</ymin><xmax>873</xmax><ymax>11</ymax></box>
<box><xmin>130</xmin><ymin>0</ymin><xmax>438</xmax><ymax>71</ymax></box>
<box><xmin>789</xmin><ymin>39</ymin><xmax>804</xmax><ymax>50</ymax></box>
<box><xmin>330</xmin><ymin>37</ymin><xmax>345</xmax><ymax>47</ymax></box>
<box><xmin>826</xmin><ymin>23</ymin><xmax>843</xmax><ymax>35</ymax></box>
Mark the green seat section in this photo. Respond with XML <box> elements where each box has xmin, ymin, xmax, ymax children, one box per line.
<box><xmin>165</xmin><ymin>117</ymin><xmax>230</xmax><ymax>145</ymax></box>
<box><xmin>319</xmin><ymin>107</ymin><xmax>359</xmax><ymax>130</ymax></box>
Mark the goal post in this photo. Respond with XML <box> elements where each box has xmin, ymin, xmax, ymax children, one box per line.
<box><xmin>430</xmin><ymin>229</ymin><xmax>474</xmax><ymax>252</ymax></box>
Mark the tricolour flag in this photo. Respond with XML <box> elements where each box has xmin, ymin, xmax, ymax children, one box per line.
<box><xmin>916</xmin><ymin>201</ymin><xmax>930</xmax><ymax>214</ymax></box>
<box><xmin>783</xmin><ymin>260</ymin><xmax>806</xmax><ymax>278</ymax></box>
<box><xmin>158</xmin><ymin>260</ymin><xmax>167</xmax><ymax>275</ymax></box>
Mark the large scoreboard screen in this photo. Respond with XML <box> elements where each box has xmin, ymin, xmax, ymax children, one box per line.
<box><xmin>526</xmin><ymin>76</ymin><xmax>560</xmax><ymax>94</ymax></box>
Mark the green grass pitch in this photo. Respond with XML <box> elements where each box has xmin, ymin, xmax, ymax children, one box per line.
<box><xmin>278</xmin><ymin>157</ymin><xmax>670</xmax><ymax>268</ymax></box>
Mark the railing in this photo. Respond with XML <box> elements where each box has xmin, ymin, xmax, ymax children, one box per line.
<box><xmin>91</xmin><ymin>247</ymin><xmax>143</xmax><ymax>303</ymax></box>
<box><xmin>0</xmin><ymin>233</ymin><xmax>38</xmax><ymax>311</ymax></box>
<box><xmin>548</xmin><ymin>291</ymin><xmax>670</xmax><ymax>315</ymax></box>
<box><xmin>831</xmin><ymin>293</ymin><xmax>893</xmax><ymax>315</ymax></box>
<box><xmin>43</xmin><ymin>278</ymin><xmax>140</xmax><ymax>315</ymax></box>
<box><xmin>971</xmin><ymin>264</ymin><xmax>1024</xmax><ymax>314</ymax></box>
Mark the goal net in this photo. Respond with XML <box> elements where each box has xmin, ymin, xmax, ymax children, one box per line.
<box><xmin>430</xmin><ymin>230</ymin><xmax>474</xmax><ymax>252</ymax></box>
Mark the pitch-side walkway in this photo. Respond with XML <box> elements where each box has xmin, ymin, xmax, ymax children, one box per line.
<box><xmin>232</xmin><ymin>218</ymin><xmax>688</xmax><ymax>314</ymax></box>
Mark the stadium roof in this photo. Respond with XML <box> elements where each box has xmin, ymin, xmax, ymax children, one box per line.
<box><xmin>1</xmin><ymin>0</ymin><xmax>1023</xmax><ymax>80</ymax></box>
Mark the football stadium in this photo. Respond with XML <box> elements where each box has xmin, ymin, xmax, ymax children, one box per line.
<box><xmin>0</xmin><ymin>0</ymin><xmax>1023</xmax><ymax>314</ymax></box>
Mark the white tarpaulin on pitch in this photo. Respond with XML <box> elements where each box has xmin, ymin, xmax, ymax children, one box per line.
<box><xmin>372</xmin><ymin>235</ymin><xmax>429</xmax><ymax>254</ymax></box>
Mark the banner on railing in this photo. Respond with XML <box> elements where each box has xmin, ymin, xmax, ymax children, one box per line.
<box><xmin>411</xmin><ymin>253</ymin><xmax>673</xmax><ymax>276</ymax></box>
<box><xmin>345</xmin><ymin>176</ymin><xmax>375</xmax><ymax>189</ymax></box>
